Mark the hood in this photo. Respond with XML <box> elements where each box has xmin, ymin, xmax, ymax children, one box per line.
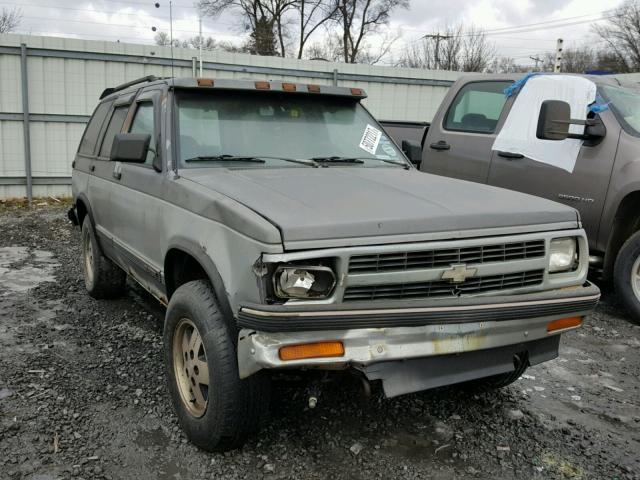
<box><xmin>181</xmin><ymin>167</ymin><xmax>578</xmax><ymax>246</ymax></box>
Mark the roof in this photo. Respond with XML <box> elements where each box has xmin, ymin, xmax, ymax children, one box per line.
<box><xmin>100</xmin><ymin>76</ymin><xmax>367</xmax><ymax>101</ymax></box>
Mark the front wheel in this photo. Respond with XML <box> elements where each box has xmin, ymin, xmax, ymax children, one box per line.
<box><xmin>164</xmin><ymin>280</ymin><xmax>270</xmax><ymax>452</ymax></box>
<box><xmin>614</xmin><ymin>230</ymin><xmax>640</xmax><ymax>325</ymax></box>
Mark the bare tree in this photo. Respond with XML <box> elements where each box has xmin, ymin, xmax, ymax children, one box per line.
<box><xmin>593</xmin><ymin>0</ymin><xmax>640</xmax><ymax>72</ymax></box>
<box><xmin>293</xmin><ymin>0</ymin><xmax>338</xmax><ymax>58</ymax></box>
<box><xmin>398</xmin><ymin>24</ymin><xmax>494</xmax><ymax>72</ymax></box>
<box><xmin>155</xmin><ymin>31</ymin><xmax>246</xmax><ymax>53</ymax></box>
<box><xmin>330</xmin><ymin>0</ymin><xmax>408</xmax><ymax>63</ymax></box>
<box><xmin>199</xmin><ymin>0</ymin><xmax>295</xmax><ymax>56</ymax></box>
<box><xmin>0</xmin><ymin>7</ymin><xmax>22</xmax><ymax>34</ymax></box>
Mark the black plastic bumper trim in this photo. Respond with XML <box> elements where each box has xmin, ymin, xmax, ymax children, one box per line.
<box><xmin>238</xmin><ymin>284</ymin><xmax>600</xmax><ymax>332</ymax></box>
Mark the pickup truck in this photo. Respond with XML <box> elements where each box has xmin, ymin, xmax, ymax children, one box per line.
<box><xmin>69</xmin><ymin>76</ymin><xmax>599</xmax><ymax>451</ymax></box>
<box><xmin>382</xmin><ymin>73</ymin><xmax>640</xmax><ymax>324</ymax></box>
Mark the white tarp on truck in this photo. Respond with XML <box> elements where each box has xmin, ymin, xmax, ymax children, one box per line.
<box><xmin>492</xmin><ymin>75</ymin><xmax>597</xmax><ymax>173</ymax></box>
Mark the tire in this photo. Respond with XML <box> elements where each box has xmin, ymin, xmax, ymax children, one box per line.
<box><xmin>614</xmin><ymin>229</ymin><xmax>640</xmax><ymax>325</ymax></box>
<box><xmin>81</xmin><ymin>216</ymin><xmax>126</xmax><ymax>299</ymax></box>
<box><xmin>163</xmin><ymin>280</ymin><xmax>270</xmax><ymax>452</ymax></box>
<box><xmin>459</xmin><ymin>352</ymin><xmax>528</xmax><ymax>391</ymax></box>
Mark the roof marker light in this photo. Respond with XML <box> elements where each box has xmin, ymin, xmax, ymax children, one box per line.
<box><xmin>197</xmin><ymin>78</ymin><xmax>214</xmax><ymax>87</ymax></box>
<box><xmin>307</xmin><ymin>84</ymin><xmax>321</xmax><ymax>93</ymax></box>
<box><xmin>351</xmin><ymin>88</ymin><xmax>364</xmax><ymax>96</ymax></box>
<box><xmin>255</xmin><ymin>81</ymin><xmax>271</xmax><ymax>90</ymax></box>
<box><xmin>282</xmin><ymin>83</ymin><xmax>297</xmax><ymax>92</ymax></box>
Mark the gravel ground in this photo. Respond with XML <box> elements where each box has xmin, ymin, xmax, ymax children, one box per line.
<box><xmin>0</xmin><ymin>205</ymin><xmax>639</xmax><ymax>480</ymax></box>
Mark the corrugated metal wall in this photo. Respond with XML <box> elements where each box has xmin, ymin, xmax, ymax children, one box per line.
<box><xmin>0</xmin><ymin>33</ymin><xmax>461</xmax><ymax>199</ymax></box>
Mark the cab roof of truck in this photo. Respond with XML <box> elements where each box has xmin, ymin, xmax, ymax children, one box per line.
<box><xmin>99</xmin><ymin>75</ymin><xmax>368</xmax><ymax>101</ymax></box>
<box><xmin>455</xmin><ymin>72</ymin><xmax>629</xmax><ymax>88</ymax></box>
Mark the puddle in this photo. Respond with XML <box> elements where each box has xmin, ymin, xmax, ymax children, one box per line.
<box><xmin>0</xmin><ymin>247</ymin><xmax>59</xmax><ymax>295</ymax></box>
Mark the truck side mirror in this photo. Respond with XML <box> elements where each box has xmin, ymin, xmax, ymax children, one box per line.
<box><xmin>401</xmin><ymin>140</ymin><xmax>423</xmax><ymax>167</ymax></box>
<box><xmin>536</xmin><ymin>100</ymin><xmax>571</xmax><ymax>141</ymax></box>
<box><xmin>110</xmin><ymin>133</ymin><xmax>150</xmax><ymax>163</ymax></box>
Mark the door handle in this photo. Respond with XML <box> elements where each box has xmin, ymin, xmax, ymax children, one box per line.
<box><xmin>89</xmin><ymin>165</ymin><xmax>95</xmax><ymax>172</ymax></box>
<box><xmin>497</xmin><ymin>151</ymin><xmax>524</xmax><ymax>159</ymax></box>
<box><xmin>429</xmin><ymin>141</ymin><xmax>450</xmax><ymax>151</ymax></box>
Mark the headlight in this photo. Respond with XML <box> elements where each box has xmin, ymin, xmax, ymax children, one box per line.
<box><xmin>549</xmin><ymin>237</ymin><xmax>578</xmax><ymax>273</ymax></box>
<box><xmin>274</xmin><ymin>265</ymin><xmax>336</xmax><ymax>299</ymax></box>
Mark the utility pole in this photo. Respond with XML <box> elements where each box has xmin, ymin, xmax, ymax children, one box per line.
<box><xmin>198</xmin><ymin>14</ymin><xmax>203</xmax><ymax>77</ymax></box>
<box><xmin>530</xmin><ymin>55</ymin><xmax>543</xmax><ymax>71</ymax></box>
<box><xmin>423</xmin><ymin>33</ymin><xmax>452</xmax><ymax>70</ymax></box>
<box><xmin>554</xmin><ymin>38</ymin><xmax>564</xmax><ymax>72</ymax></box>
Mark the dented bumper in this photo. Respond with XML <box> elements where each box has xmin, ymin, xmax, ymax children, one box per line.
<box><xmin>236</xmin><ymin>282</ymin><xmax>599</xmax><ymax>384</ymax></box>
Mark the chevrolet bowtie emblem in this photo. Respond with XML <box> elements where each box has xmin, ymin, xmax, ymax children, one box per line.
<box><xmin>441</xmin><ymin>263</ymin><xmax>477</xmax><ymax>283</ymax></box>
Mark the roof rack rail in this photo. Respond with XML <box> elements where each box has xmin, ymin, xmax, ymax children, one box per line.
<box><xmin>99</xmin><ymin>75</ymin><xmax>161</xmax><ymax>100</ymax></box>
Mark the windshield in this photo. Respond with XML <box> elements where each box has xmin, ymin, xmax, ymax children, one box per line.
<box><xmin>175</xmin><ymin>91</ymin><xmax>407</xmax><ymax>168</ymax></box>
<box><xmin>600</xmin><ymin>85</ymin><xmax>640</xmax><ymax>136</ymax></box>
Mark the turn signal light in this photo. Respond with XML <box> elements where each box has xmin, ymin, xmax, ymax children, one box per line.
<box><xmin>547</xmin><ymin>316</ymin><xmax>583</xmax><ymax>332</ymax></box>
<box><xmin>279</xmin><ymin>341</ymin><xmax>344</xmax><ymax>361</ymax></box>
<box><xmin>255</xmin><ymin>81</ymin><xmax>271</xmax><ymax>90</ymax></box>
<box><xmin>282</xmin><ymin>83</ymin><xmax>296</xmax><ymax>92</ymax></box>
<box><xmin>197</xmin><ymin>78</ymin><xmax>214</xmax><ymax>87</ymax></box>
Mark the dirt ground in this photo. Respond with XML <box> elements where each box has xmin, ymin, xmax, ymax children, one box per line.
<box><xmin>0</xmin><ymin>205</ymin><xmax>639</xmax><ymax>480</ymax></box>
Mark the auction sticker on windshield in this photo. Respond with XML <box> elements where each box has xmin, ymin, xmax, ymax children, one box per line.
<box><xmin>359</xmin><ymin>124</ymin><xmax>382</xmax><ymax>155</ymax></box>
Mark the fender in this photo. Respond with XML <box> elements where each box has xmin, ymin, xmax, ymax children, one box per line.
<box><xmin>165</xmin><ymin>236</ymin><xmax>234</xmax><ymax>322</ymax></box>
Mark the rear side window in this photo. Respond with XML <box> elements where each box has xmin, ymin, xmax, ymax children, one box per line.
<box><xmin>78</xmin><ymin>101</ymin><xmax>112</xmax><ymax>155</ymax></box>
<box><xmin>444</xmin><ymin>81</ymin><xmax>511</xmax><ymax>133</ymax></box>
<box><xmin>99</xmin><ymin>106</ymin><xmax>130</xmax><ymax>158</ymax></box>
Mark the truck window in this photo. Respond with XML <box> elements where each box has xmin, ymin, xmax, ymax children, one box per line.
<box><xmin>444</xmin><ymin>81</ymin><xmax>511</xmax><ymax>134</ymax></box>
<box><xmin>78</xmin><ymin>101</ymin><xmax>112</xmax><ymax>156</ymax></box>
<box><xmin>129</xmin><ymin>102</ymin><xmax>155</xmax><ymax>165</ymax></box>
<box><xmin>99</xmin><ymin>105</ymin><xmax>130</xmax><ymax>158</ymax></box>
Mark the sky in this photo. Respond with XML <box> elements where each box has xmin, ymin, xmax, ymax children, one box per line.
<box><xmin>3</xmin><ymin>0</ymin><xmax>627</xmax><ymax>67</ymax></box>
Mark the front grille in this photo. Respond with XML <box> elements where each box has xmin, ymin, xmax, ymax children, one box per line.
<box><xmin>348</xmin><ymin>240</ymin><xmax>545</xmax><ymax>274</ymax></box>
<box><xmin>343</xmin><ymin>269</ymin><xmax>544</xmax><ymax>301</ymax></box>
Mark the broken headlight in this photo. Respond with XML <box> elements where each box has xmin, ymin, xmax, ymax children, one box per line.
<box><xmin>549</xmin><ymin>237</ymin><xmax>578</xmax><ymax>273</ymax></box>
<box><xmin>273</xmin><ymin>265</ymin><xmax>336</xmax><ymax>299</ymax></box>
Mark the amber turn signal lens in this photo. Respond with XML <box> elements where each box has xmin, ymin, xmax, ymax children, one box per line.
<box><xmin>197</xmin><ymin>78</ymin><xmax>214</xmax><ymax>87</ymax></box>
<box><xmin>547</xmin><ymin>316</ymin><xmax>583</xmax><ymax>332</ymax></box>
<box><xmin>255</xmin><ymin>81</ymin><xmax>271</xmax><ymax>90</ymax></box>
<box><xmin>279</xmin><ymin>341</ymin><xmax>344</xmax><ymax>361</ymax></box>
<box><xmin>307</xmin><ymin>84</ymin><xmax>321</xmax><ymax>93</ymax></box>
<box><xmin>282</xmin><ymin>83</ymin><xmax>296</xmax><ymax>92</ymax></box>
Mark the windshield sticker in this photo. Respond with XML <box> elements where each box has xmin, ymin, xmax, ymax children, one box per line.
<box><xmin>381</xmin><ymin>143</ymin><xmax>397</xmax><ymax>157</ymax></box>
<box><xmin>359</xmin><ymin>124</ymin><xmax>382</xmax><ymax>155</ymax></box>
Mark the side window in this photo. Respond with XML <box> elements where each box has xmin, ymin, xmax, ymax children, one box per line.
<box><xmin>129</xmin><ymin>102</ymin><xmax>156</xmax><ymax>165</ymax></box>
<box><xmin>78</xmin><ymin>101</ymin><xmax>112</xmax><ymax>155</ymax></box>
<box><xmin>444</xmin><ymin>81</ymin><xmax>511</xmax><ymax>133</ymax></box>
<box><xmin>98</xmin><ymin>105</ymin><xmax>130</xmax><ymax>158</ymax></box>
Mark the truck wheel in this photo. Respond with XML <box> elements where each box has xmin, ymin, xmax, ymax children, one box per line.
<box><xmin>81</xmin><ymin>216</ymin><xmax>125</xmax><ymax>299</ymax></box>
<box><xmin>164</xmin><ymin>280</ymin><xmax>270</xmax><ymax>452</ymax></box>
<box><xmin>614</xmin><ymin>230</ymin><xmax>640</xmax><ymax>325</ymax></box>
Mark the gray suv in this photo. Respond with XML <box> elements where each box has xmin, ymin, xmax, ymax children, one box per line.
<box><xmin>69</xmin><ymin>76</ymin><xmax>599</xmax><ymax>451</ymax></box>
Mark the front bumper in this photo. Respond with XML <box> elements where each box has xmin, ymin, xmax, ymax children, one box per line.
<box><xmin>237</xmin><ymin>282</ymin><xmax>599</xmax><ymax>379</ymax></box>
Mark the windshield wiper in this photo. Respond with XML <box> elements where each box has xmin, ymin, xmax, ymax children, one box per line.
<box><xmin>185</xmin><ymin>155</ymin><xmax>266</xmax><ymax>163</ymax></box>
<box><xmin>311</xmin><ymin>156</ymin><xmax>410</xmax><ymax>168</ymax></box>
<box><xmin>184</xmin><ymin>155</ymin><xmax>318</xmax><ymax>167</ymax></box>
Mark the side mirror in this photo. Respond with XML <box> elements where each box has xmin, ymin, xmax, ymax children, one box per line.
<box><xmin>401</xmin><ymin>140</ymin><xmax>423</xmax><ymax>167</ymax></box>
<box><xmin>536</xmin><ymin>100</ymin><xmax>570</xmax><ymax>141</ymax></box>
<box><xmin>110</xmin><ymin>133</ymin><xmax>150</xmax><ymax>163</ymax></box>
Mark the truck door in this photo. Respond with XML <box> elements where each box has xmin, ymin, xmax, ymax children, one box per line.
<box><xmin>421</xmin><ymin>80</ymin><xmax>512</xmax><ymax>183</ymax></box>
<box><xmin>487</xmin><ymin>105</ymin><xmax>621</xmax><ymax>249</ymax></box>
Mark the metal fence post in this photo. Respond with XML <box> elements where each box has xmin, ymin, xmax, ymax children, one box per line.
<box><xmin>20</xmin><ymin>43</ymin><xmax>33</xmax><ymax>205</ymax></box>
<box><xmin>192</xmin><ymin>56</ymin><xmax>197</xmax><ymax>77</ymax></box>
<box><xmin>332</xmin><ymin>69</ymin><xmax>338</xmax><ymax>86</ymax></box>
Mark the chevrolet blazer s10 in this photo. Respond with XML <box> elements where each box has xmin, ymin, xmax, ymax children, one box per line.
<box><xmin>69</xmin><ymin>76</ymin><xmax>599</xmax><ymax>451</ymax></box>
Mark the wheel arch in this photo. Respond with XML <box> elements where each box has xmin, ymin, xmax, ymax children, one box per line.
<box><xmin>164</xmin><ymin>238</ymin><xmax>233</xmax><ymax>321</ymax></box>
<box><xmin>603</xmin><ymin>190</ymin><xmax>640</xmax><ymax>280</ymax></box>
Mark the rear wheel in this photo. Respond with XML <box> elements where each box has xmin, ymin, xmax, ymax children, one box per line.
<box><xmin>81</xmin><ymin>216</ymin><xmax>125</xmax><ymax>299</ymax></box>
<box><xmin>164</xmin><ymin>280</ymin><xmax>270</xmax><ymax>452</ymax></box>
<box><xmin>614</xmin><ymin>229</ymin><xmax>640</xmax><ymax>325</ymax></box>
